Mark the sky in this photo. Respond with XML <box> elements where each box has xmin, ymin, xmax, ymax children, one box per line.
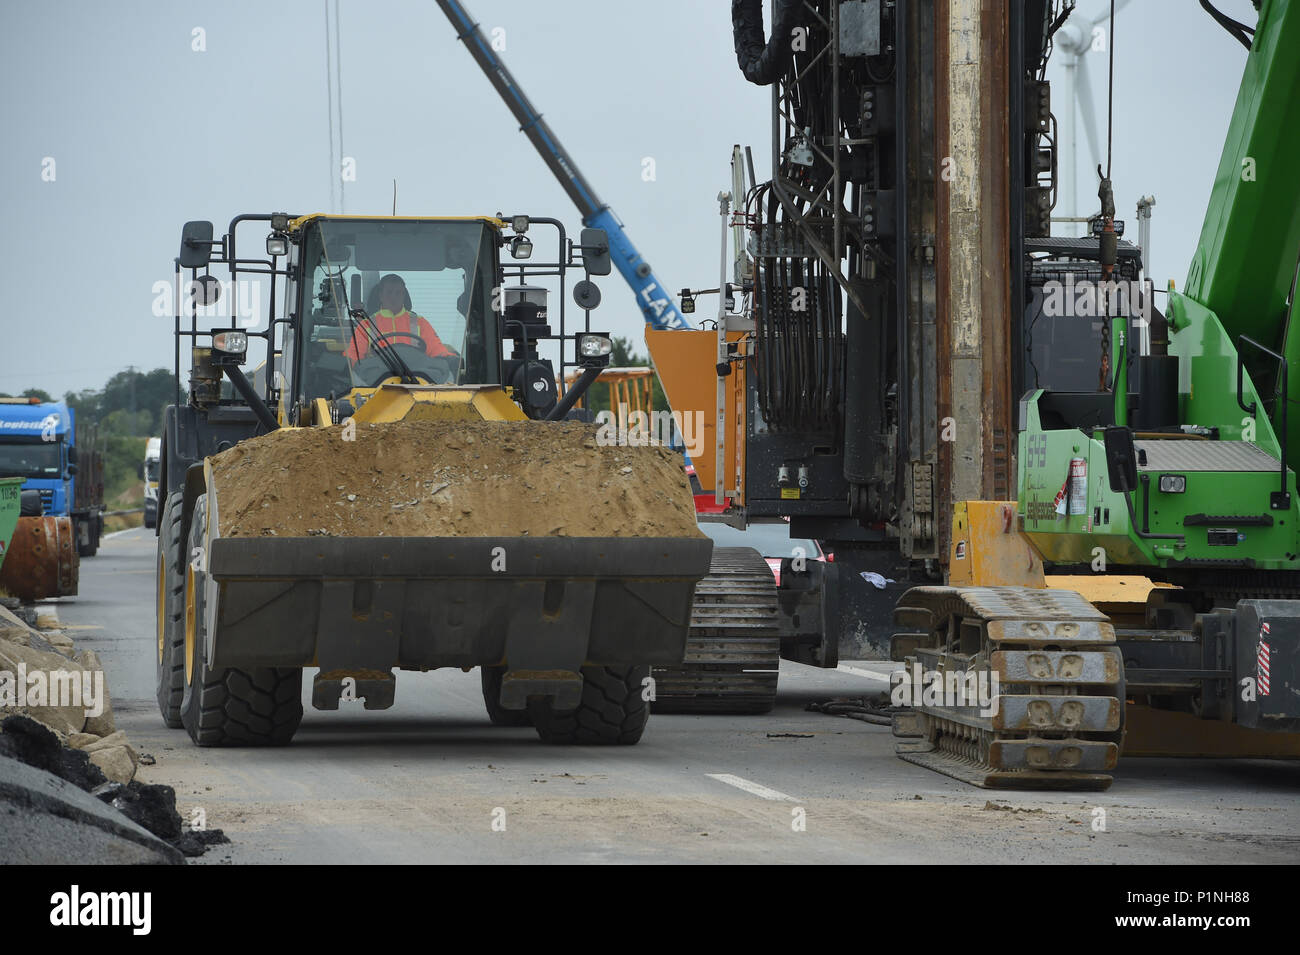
<box><xmin>0</xmin><ymin>0</ymin><xmax>1258</xmax><ymax>400</ymax></box>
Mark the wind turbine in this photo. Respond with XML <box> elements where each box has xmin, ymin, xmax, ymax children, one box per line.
<box><xmin>1053</xmin><ymin>0</ymin><xmax>1127</xmax><ymax>236</ymax></box>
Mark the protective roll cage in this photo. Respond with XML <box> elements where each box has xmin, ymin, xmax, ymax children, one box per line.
<box><xmin>173</xmin><ymin>213</ymin><xmax>613</xmax><ymax>425</ymax></box>
<box><xmin>173</xmin><ymin>213</ymin><xmax>295</xmax><ymax>422</ymax></box>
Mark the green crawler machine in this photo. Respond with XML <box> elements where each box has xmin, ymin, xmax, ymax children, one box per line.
<box><xmin>892</xmin><ymin>0</ymin><xmax>1300</xmax><ymax>788</ymax></box>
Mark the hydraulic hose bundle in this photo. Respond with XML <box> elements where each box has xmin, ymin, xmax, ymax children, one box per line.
<box><xmin>754</xmin><ymin>253</ymin><xmax>843</xmax><ymax>434</ymax></box>
<box><xmin>732</xmin><ymin>0</ymin><xmax>805</xmax><ymax>85</ymax></box>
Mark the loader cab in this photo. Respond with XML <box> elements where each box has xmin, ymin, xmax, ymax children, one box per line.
<box><xmin>281</xmin><ymin>216</ymin><xmax>504</xmax><ymax>412</ymax></box>
<box><xmin>167</xmin><ymin>211</ymin><xmax>612</xmax><ymax>438</ymax></box>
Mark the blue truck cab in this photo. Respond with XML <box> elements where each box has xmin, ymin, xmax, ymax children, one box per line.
<box><xmin>0</xmin><ymin>398</ymin><xmax>103</xmax><ymax>556</ymax></box>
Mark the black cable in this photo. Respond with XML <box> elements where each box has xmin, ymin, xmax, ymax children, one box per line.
<box><xmin>1105</xmin><ymin>0</ymin><xmax>1114</xmax><ymax>180</ymax></box>
<box><xmin>863</xmin><ymin>49</ymin><xmax>895</xmax><ymax>84</ymax></box>
<box><xmin>806</xmin><ymin>697</ymin><xmax>899</xmax><ymax>726</ymax></box>
<box><xmin>732</xmin><ymin>0</ymin><xmax>804</xmax><ymax>85</ymax></box>
<box><xmin>1045</xmin><ymin>1</ymin><xmax>1075</xmax><ymax>42</ymax></box>
<box><xmin>1199</xmin><ymin>0</ymin><xmax>1254</xmax><ymax>49</ymax></box>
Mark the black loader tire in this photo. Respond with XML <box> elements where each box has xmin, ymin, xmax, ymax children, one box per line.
<box><xmin>528</xmin><ymin>665</ymin><xmax>650</xmax><ymax>745</ymax></box>
<box><xmin>179</xmin><ymin>493</ymin><xmax>303</xmax><ymax>746</ymax></box>
<box><xmin>155</xmin><ymin>492</ymin><xmax>186</xmax><ymax>727</ymax></box>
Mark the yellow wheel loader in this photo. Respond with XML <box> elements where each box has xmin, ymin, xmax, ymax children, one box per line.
<box><xmin>154</xmin><ymin>212</ymin><xmax>710</xmax><ymax>747</ymax></box>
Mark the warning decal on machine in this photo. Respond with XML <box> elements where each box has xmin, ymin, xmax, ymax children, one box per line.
<box><xmin>1053</xmin><ymin>457</ymin><xmax>1088</xmax><ymax>517</ymax></box>
<box><xmin>1258</xmin><ymin>622</ymin><xmax>1271</xmax><ymax>697</ymax></box>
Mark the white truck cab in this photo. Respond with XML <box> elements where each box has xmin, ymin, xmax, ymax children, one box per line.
<box><xmin>143</xmin><ymin>436</ymin><xmax>161</xmax><ymax>528</ymax></box>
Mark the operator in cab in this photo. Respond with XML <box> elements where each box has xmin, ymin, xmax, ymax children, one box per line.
<box><xmin>344</xmin><ymin>273</ymin><xmax>458</xmax><ymax>364</ymax></box>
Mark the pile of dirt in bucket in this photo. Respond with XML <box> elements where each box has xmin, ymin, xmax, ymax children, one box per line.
<box><xmin>209</xmin><ymin>419</ymin><xmax>704</xmax><ymax>539</ymax></box>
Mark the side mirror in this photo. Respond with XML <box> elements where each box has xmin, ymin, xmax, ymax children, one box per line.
<box><xmin>67</xmin><ymin>463</ymin><xmax>78</xmax><ymax>476</ymax></box>
<box><xmin>1103</xmin><ymin>426</ymin><xmax>1139</xmax><ymax>493</ymax></box>
<box><xmin>579</xmin><ymin>228</ymin><xmax>611</xmax><ymax>276</ymax></box>
<box><xmin>180</xmin><ymin>220</ymin><xmax>215</xmax><ymax>269</ymax></box>
<box><xmin>67</xmin><ymin>446</ymin><xmax>78</xmax><ymax>464</ymax></box>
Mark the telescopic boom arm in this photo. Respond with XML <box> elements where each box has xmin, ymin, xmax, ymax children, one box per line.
<box><xmin>436</xmin><ymin>0</ymin><xmax>690</xmax><ymax>331</ymax></box>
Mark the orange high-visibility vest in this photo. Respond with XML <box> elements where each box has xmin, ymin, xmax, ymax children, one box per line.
<box><xmin>344</xmin><ymin>308</ymin><xmax>455</xmax><ymax>362</ymax></box>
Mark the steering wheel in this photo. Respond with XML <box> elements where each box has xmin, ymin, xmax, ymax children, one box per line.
<box><xmin>368</xmin><ymin>332</ymin><xmax>462</xmax><ymax>383</ymax></box>
<box><xmin>370</xmin><ymin>331</ymin><xmax>425</xmax><ymax>349</ymax></box>
<box><xmin>352</xmin><ymin>338</ymin><xmax>460</xmax><ymax>387</ymax></box>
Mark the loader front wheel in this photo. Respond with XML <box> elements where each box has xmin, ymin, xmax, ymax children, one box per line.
<box><xmin>481</xmin><ymin>666</ymin><xmax>532</xmax><ymax>727</ymax></box>
<box><xmin>155</xmin><ymin>492</ymin><xmax>186</xmax><ymax>727</ymax></box>
<box><xmin>179</xmin><ymin>493</ymin><xmax>304</xmax><ymax>746</ymax></box>
<box><xmin>528</xmin><ymin>665</ymin><xmax>650</xmax><ymax>745</ymax></box>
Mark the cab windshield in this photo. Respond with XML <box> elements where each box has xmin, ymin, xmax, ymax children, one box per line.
<box><xmin>0</xmin><ymin>440</ymin><xmax>62</xmax><ymax>479</ymax></box>
<box><xmin>295</xmin><ymin>218</ymin><xmax>500</xmax><ymax>399</ymax></box>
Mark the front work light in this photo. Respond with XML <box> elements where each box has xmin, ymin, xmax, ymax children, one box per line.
<box><xmin>510</xmin><ymin>235</ymin><xmax>533</xmax><ymax>259</ymax></box>
<box><xmin>212</xmin><ymin>331</ymin><xmax>248</xmax><ymax>356</ymax></box>
<box><xmin>578</xmin><ymin>334</ymin><xmax>612</xmax><ymax>359</ymax></box>
<box><xmin>1158</xmin><ymin>474</ymin><xmax>1186</xmax><ymax>494</ymax></box>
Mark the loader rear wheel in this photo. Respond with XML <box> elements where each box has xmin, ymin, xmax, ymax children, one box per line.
<box><xmin>481</xmin><ymin>666</ymin><xmax>532</xmax><ymax>727</ymax></box>
<box><xmin>528</xmin><ymin>665</ymin><xmax>650</xmax><ymax>745</ymax></box>
<box><xmin>155</xmin><ymin>492</ymin><xmax>186</xmax><ymax>728</ymax></box>
<box><xmin>179</xmin><ymin>493</ymin><xmax>304</xmax><ymax>746</ymax></box>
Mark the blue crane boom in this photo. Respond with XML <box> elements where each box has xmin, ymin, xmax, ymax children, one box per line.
<box><xmin>436</xmin><ymin>0</ymin><xmax>689</xmax><ymax>331</ymax></box>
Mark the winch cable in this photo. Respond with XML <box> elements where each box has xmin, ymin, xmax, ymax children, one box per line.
<box><xmin>1097</xmin><ymin>0</ymin><xmax>1118</xmax><ymax>392</ymax></box>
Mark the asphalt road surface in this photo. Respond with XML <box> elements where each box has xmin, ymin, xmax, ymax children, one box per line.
<box><xmin>47</xmin><ymin>526</ymin><xmax>1300</xmax><ymax>864</ymax></box>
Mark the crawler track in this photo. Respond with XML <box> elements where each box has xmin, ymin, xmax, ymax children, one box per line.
<box><xmin>652</xmin><ymin>547</ymin><xmax>780</xmax><ymax>714</ymax></box>
<box><xmin>890</xmin><ymin>586</ymin><xmax>1124</xmax><ymax>790</ymax></box>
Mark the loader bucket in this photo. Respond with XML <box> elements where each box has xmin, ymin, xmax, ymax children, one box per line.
<box><xmin>192</xmin><ymin>416</ymin><xmax>711</xmax><ymax>713</ymax></box>
<box><xmin>199</xmin><ymin>526</ymin><xmax>712</xmax><ymax>708</ymax></box>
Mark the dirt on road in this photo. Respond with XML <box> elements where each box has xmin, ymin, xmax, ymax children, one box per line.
<box><xmin>210</xmin><ymin>419</ymin><xmax>703</xmax><ymax>539</ymax></box>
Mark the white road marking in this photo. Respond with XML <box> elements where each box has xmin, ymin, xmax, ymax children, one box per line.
<box><xmin>836</xmin><ymin>662</ymin><xmax>896</xmax><ymax>684</ymax></box>
<box><xmin>706</xmin><ymin>773</ymin><xmax>798</xmax><ymax>802</ymax></box>
<box><xmin>103</xmin><ymin>528</ymin><xmax>139</xmax><ymax>541</ymax></box>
